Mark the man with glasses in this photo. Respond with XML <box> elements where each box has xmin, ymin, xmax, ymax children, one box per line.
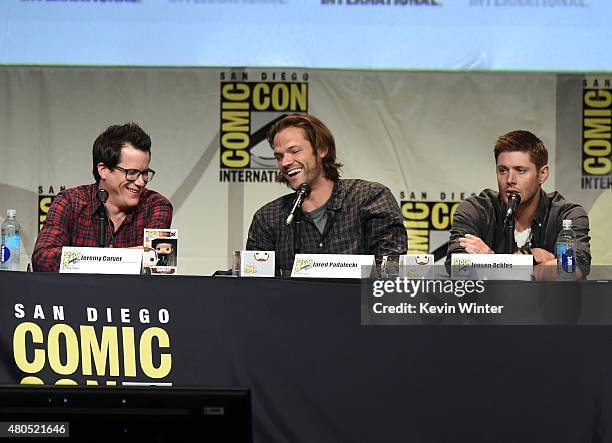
<box><xmin>33</xmin><ymin>122</ymin><xmax>173</xmax><ymax>272</ymax></box>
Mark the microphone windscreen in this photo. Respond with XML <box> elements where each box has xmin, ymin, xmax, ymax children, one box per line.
<box><xmin>98</xmin><ymin>189</ymin><xmax>109</xmax><ymax>204</ymax></box>
<box><xmin>298</xmin><ymin>183</ymin><xmax>311</xmax><ymax>197</ymax></box>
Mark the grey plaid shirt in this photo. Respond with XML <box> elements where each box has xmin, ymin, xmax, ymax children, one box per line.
<box><xmin>246</xmin><ymin>179</ymin><xmax>408</xmax><ymax>271</ymax></box>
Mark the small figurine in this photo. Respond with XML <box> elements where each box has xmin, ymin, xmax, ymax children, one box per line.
<box><xmin>254</xmin><ymin>252</ymin><xmax>269</xmax><ymax>262</ymax></box>
<box><xmin>155</xmin><ymin>242</ymin><xmax>174</xmax><ymax>267</ymax></box>
<box><xmin>143</xmin><ymin>247</ymin><xmax>158</xmax><ymax>267</ymax></box>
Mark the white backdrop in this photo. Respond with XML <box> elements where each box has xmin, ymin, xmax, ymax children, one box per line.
<box><xmin>0</xmin><ymin>67</ymin><xmax>609</xmax><ymax>275</ymax></box>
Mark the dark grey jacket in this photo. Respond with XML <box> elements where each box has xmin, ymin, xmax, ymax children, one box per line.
<box><xmin>446</xmin><ymin>189</ymin><xmax>591</xmax><ymax>276</ymax></box>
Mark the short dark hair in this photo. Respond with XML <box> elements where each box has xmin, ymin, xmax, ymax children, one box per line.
<box><xmin>267</xmin><ymin>114</ymin><xmax>343</xmax><ymax>182</ymax></box>
<box><xmin>494</xmin><ymin>130</ymin><xmax>548</xmax><ymax>170</ymax></box>
<box><xmin>92</xmin><ymin>122</ymin><xmax>151</xmax><ymax>182</ymax></box>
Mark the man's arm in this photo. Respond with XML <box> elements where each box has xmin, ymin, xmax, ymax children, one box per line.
<box><xmin>246</xmin><ymin>209</ymin><xmax>276</xmax><ymax>251</ymax></box>
<box><xmin>446</xmin><ymin>198</ymin><xmax>490</xmax><ymax>267</ymax></box>
<box><xmin>146</xmin><ymin>194</ymin><xmax>173</xmax><ymax>229</ymax></box>
<box><xmin>32</xmin><ymin>193</ymin><xmax>73</xmax><ymax>272</ymax></box>
<box><xmin>361</xmin><ymin>186</ymin><xmax>407</xmax><ymax>256</ymax></box>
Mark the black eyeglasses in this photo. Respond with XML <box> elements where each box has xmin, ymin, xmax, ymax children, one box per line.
<box><xmin>114</xmin><ymin>166</ymin><xmax>156</xmax><ymax>182</ymax></box>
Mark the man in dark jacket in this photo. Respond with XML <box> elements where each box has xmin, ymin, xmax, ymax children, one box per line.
<box><xmin>446</xmin><ymin>130</ymin><xmax>591</xmax><ymax>277</ymax></box>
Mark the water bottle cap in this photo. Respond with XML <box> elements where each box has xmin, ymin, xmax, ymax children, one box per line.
<box><xmin>562</xmin><ymin>219</ymin><xmax>572</xmax><ymax>229</ymax></box>
<box><xmin>6</xmin><ymin>209</ymin><xmax>16</xmax><ymax>218</ymax></box>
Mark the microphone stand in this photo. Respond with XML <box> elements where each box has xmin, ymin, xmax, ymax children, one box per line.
<box><xmin>286</xmin><ymin>184</ymin><xmax>311</xmax><ymax>269</ymax></box>
<box><xmin>98</xmin><ymin>214</ymin><xmax>107</xmax><ymax>247</ymax></box>
<box><xmin>286</xmin><ymin>184</ymin><xmax>311</xmax><ymax>225</ymax></box>
<box><xmin>505</xmin><ymin>213</ymin><xmax>516</xmax><ymax>254</ymax></box>
<box><xmin>503</xmin><ymin>193</ymin><xmax>521</xmax><ymax>254</ymax></box>
<box><xmin>97</xmin><ymin>189</ymin><xmax>110</xmax><ymax>247</ymax></box>
<box><xmin>293</xmin><ymin>208</ymin><xmax>302</xmax><ymax>256</ymax></box>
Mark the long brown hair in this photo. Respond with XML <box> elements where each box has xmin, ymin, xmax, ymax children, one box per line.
<box><xmin>267</xmin><ymin>114</ymin><xmax>343</xmax><ymax>182</ymax></box>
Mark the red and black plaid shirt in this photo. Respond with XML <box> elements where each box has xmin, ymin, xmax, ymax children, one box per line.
<box><xmin>32</xmin><ymin>183</ymin><xmax>173</xmax><ymax>272</ymax></box>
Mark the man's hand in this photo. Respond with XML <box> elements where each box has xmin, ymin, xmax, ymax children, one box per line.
<box><xmin>533</xmin><ymin>263</ymin><xmax>557</xmax><ymax>281</ymax></box>
<box><xmin>530</xmin><ymin>247</ymin><xmax>555</xmax><ymax>265</ymax></box>
<box><xmin>459</xmin><ymin>234</ymin><xmax>493</xmax><ymax>254</ymax></box>
<box><xmin>532</xmin><ymin>250</ymin><xmax>584</xmax><ymax>280</ymax></box>
<box><xmin>533</xmin><ymin>251</ymin><xmax>557</xmax><ymax>281</ymax></box>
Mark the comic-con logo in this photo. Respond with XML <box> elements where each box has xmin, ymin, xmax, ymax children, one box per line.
<box><xmin>582</xmin><ymin>77</ymin><xmax>612</xmax><ymax>190</ymax></box>
<box><xmin>293</xmin><ymin>258</ymin><xmax>314</xmax><ymax>273</ymax></box>
<box><xmin>13</xmin><ymin>303</ymin><xmax>172</xmax><ymax>386</ymax></box>
<box><xmin>61</xmin><ymin>250</ymin><xmax>82</xmax><ymax>270</ymax></box>
<box><xmin>401</xmin><ymin>191</ymin><xmax>472</xmax><ymax>260</ymax></box>
<box><xmin>38</xmin><ymin>185</ymin><xmax>65</xmax><ymax>232</ymax></box>
<box><xmin>219</xmin><ymin>71</ymin><xmax>309</xmax><ymax>183</ymax></box>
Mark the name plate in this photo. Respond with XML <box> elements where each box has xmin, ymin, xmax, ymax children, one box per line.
<box><xmin>451</xmin><ymin>253</ymin><xmax>533</xmax><ymax>281</ymax></box>
<box><xmin>291</xmin><ymin>254</ymin><xmax>375</xmax><ymax>279</ymax></box>
<box><xmin>60</xmin><ymin>247</ymin><xmax>143</xmax><ymax>275</ymax></box>
<box><xmin>240</xmin><ymin>251</ymin><xmax>275</xmax><ymax>277</ymax></box>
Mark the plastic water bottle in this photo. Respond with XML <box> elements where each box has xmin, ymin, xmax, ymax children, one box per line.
<box><xmin>1</xmin><ymin>209</ymin><xmax>21</xmax><ymax>271</ymax></box>
<box><xmin>555</xmin><ymin>219</ymin><xmax>576</xmax><ymax>280</ymax></box>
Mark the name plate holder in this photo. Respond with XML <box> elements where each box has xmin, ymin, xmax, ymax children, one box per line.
<box><xmin>59</xmin><ymin>247</ymin><xmax>143</xmax><ymax>275</ymax></box>
<box><xmin>291</xmin><ymin>254</ymin><xmax>375</xmax><ymax>279</ymax></box>
<box><xmin>451</xmin><ymin>253</ymin><xmax>533</xmax><ymax>281</ymax></box>
<box><xmin>239</xmin><ymin>251</ymin><xmax>275</xmax><ymax>277</ymax></box>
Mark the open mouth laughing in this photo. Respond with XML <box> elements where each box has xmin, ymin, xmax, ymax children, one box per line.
<box><xmin>126</xmin><ymin>186</ymin><xmax>141</xmax><ymax>196</ymax></box>
<box><xmin>285</xmin><ymin>167</ymin><xmax>302</xmax><ymax>178</ymax></box>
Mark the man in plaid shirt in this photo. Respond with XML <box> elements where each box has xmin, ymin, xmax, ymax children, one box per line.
<box><xmin>32</xmin><ymin>122</ymin><xmax>173</xmax><ymax>272</ymax></box>
<box><xmin>246</xmin><ymin>114</ymin><xmax>407</xmax><ymax>271</ymax></box>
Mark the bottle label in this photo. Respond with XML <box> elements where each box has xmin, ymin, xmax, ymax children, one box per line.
<box><xmin>6</xmin><ymin>235</ymin><xmax>20</xmax><ymax>251</ymax></box>
<box><xmin>0</xmin><ymin>244</ymin><xmax>10</xmax><ymax>263</ymax></box>
<box><xmin>2</xmin><ymin>235</ymin><xmax>20</xmax><ymax>266</ymax></box>
<box><xmin>556</xmin><ymin>243</ymin><xmax>576</xmax><ymax>274</ymax></box>
<box><xmin>555</xmin><ymin>243</ymin><xmax>566</xmax><ymax>259</ymax></box>
<box><xmin>562</xmin><ymin>247</ymin><xmax>575</xmax><ymax>273</ymax></box>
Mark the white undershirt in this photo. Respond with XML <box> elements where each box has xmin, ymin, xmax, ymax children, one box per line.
<box><xmin>514</xmin><ymin>228</ymin><xmax>532</xmax><ymax>248</ymax></box>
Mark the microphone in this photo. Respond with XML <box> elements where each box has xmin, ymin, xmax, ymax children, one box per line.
<box><xmin>97</xmin><ymin>188</ymin><xmax>109</xmax><ymax>205</ymax></box>
<box><xmin>505</xmin><ymin>193</ymin><xmax>521</xmax><ymax>219</ymax></box>
<box><xmin>97</xmin><ymin>189</ymin><xmax>110</xmax><ymax>220</ymax></box>
<box><xmin>286</xmin><ymin>183</ymin><xmax>311</xmax><ymax>225</ymax></box>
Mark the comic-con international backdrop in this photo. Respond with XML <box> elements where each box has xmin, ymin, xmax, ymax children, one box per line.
<box><xmin>0</xmin><ymin>68</ymin><xmax>610</xmax><ymax>275</ymax></box>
